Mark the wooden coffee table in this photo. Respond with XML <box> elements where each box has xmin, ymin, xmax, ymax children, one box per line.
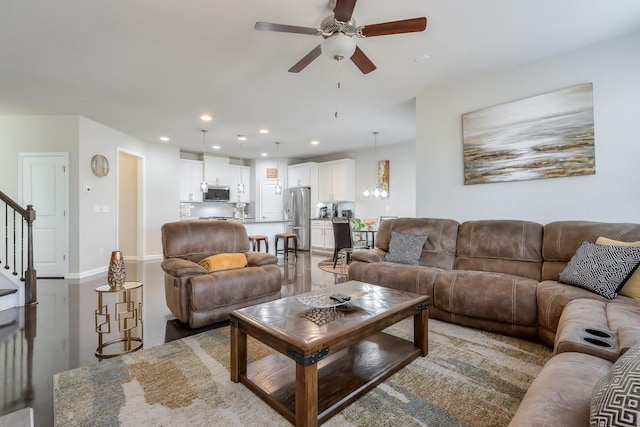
<box><xmin>230</xmin><ymin>281</ymin><xmax>429</xmax><ymax>426</ymax></box>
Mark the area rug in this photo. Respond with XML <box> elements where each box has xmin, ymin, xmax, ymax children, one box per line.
<box><xmin>54</xmin><ymin>319</ymin><xmax>552</xmax><ymax>426</ymax></box>
<box><xmin>318</xmin><ymin>258</ymin><xmax>343</xmax><ymax>275</ymax></box>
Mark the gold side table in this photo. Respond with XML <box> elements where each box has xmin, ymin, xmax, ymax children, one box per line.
<box><xmin>95</xmin><ymin>281</ymin><xmax>143</xmax><ymax>359</ymax></box>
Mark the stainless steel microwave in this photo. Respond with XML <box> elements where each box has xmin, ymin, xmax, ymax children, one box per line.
<box><xmin>204</xmin><ymin>186</ymin><xmax>230</xmax><ymax>202</ymax></box>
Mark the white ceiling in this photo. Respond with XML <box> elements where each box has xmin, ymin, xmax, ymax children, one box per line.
<box><xmin>2</xmin><ymin>0</ymin><xmax>640</xmax><ymax>160</ymax></box>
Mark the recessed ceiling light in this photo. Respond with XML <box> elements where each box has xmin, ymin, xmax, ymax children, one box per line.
<box><xmin>160</xmin><ymin>136</ymin><xmax>170</xmax><ymax>142</ymax></box>
<box><xmin>237</xmin><ymin>135</ymin><xmax>247</xmax><ymax>141</ymax></box>
<box><xmin>261</xmin><ymin>153</ymin><xmax>268</xmax><ymax>157</ymax></box>
<box><xmin>311</xmin><ymin>140</ymin><xmax>319</xmax><ymax>145</ymax></box>
<box><xmin>259</xmin><ymin>129</ymin><xmax>269</xmax><ymax>134</ymax></box>
<box><xmin>212</xmin><ymin>145</ymin><xmax>221</xmax><ymax>150</ymax></box>
<box><xmin>200</xmin><ymin>114</ymin><xmax>212</xmax><ymax>121</ymax></box>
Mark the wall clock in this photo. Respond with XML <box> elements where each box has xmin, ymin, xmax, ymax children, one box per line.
<box><xmin>91</xmin><ymin>154</ymin><xmax>110</xmax><ymax>177</ymax></box>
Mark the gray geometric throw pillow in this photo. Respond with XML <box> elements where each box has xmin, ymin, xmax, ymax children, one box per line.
<box><xmin>559</xmin><ymin>241</ymin><xmax>640</xmax><ymax>299</ymax></box>
<box><xmin>385</xmin><ymin>231</ymin><xmax>428</xmax><ymax>265</ymax></box>
<box><xmin>590</xmin><ymin>341</ymin><xmax>640</xmax><ymax>426</ymax></box>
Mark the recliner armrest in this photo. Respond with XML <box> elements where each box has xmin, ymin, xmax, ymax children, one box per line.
<box><xmin>161</xmin><ymin>258</ymin><xmax>207</xmax><ymax>277</ymax></box>
<box><xmin>351</xmin><ymin>248</ymin><xmax>386</xmax><ymax>263</ymax></box>
<box><xmin>245</xmin><ymin>251</ymin><xmax>278</xmax><ymax>266</ymax></box>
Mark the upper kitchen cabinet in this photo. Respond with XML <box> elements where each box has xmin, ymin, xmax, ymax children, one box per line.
<box><xmin>204</xmin><ymin>156</ymin><xmax>230</xmax><ymax>186</ymax></box>
<box><xmin>317</xmin><ymin>159</ymin><xmax>355</xmax><ymax>202</ymax></box>
<box><xmin>287</xmin><ymin>162</ymin><xmax>318</xmax><ymax>188</ymax></box>
<box><xmin>228</xmin><ymin>165</ymin><xmax>251</xmax><ymax>203</ymax></box>
<box><xmin>179</xmin><ymin>159</ymin><xmax>204</xmax><ymax>202</ymax></box>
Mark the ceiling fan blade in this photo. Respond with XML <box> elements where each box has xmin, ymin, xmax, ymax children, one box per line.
<box><xmin>288</xmin><ymin>45</ymin><xmax>322</xmax><ymax>73</ymax></box>
<box><xmin>334</xmin><ymin>0</ymin><xmax>357</xmax><ymax>22</ymax></box>
<box><xmin>360</xmin><ymin>17</ymin><xmax>427</xmax><ymax>37</ymax></box>
<box><xmin>254</xmin><ymin>21</ymin><xmax>319</xmax><ymax>36</ymax></box>
<box><xmin>350</xmin><ymin>46</ymin><xmax>376</xmax><ymax>74</ymax></box>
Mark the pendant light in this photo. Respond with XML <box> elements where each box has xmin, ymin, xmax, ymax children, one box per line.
<box><xmin>200</xmin><ymin>130</ymin><xmax>208</xmax><ymax>193</ymax></box>
<box><xmin>237</xmin><ymin>135</ymin><xmax>245</xmax><ymax>195</ymax></box>
<box><xmin>274</xmin><ymin>142</ymin><xmax>282</xmax><ymax>195</ymax></box>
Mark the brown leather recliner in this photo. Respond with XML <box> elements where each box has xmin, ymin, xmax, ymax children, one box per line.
<box><xmin>161</xmin><ymin>219</ymin><xmax>281</xmax><ymax>328</ymax></box>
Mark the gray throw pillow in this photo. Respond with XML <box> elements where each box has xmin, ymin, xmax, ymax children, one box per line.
<box><xmin>559</xmin><ymin>241</ymin><xmax>640</xmax><ymax>299</ymax></box>
<box><xmin>385</xmin><ymin>231</ymin><xmax>428</xmax><ymax>265</ymax></box>
<box><xmin>590</xmin><ymin>341</ymin><xmax>640</xmax><ymax>426</ymax></box>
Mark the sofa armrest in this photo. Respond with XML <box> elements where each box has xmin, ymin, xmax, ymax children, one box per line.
<box><xmin>245</xmin><ymin>251</ymin><xmax>278</xmax><ymax>266</ymax></box>
<box><xmin>351</xmin><ymin>248</ymin><xmax>386</xmax><ymax>263</ymax></box>
<box><xmin>618</xmin><ymin>326</ymin><xmax>640</xmax><ymax>355</ymax></box>
<box><xmin>161</xmin><ymin>258</ymin><xmax>207</xmax><ymax>277</ymax></box>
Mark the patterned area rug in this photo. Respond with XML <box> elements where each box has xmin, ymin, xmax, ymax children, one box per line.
<box><xmin>54</xmin><ymin>319</ymin><xmax>552</xmax><ymax>426</ymax></box>
<box><xmin>318</xmin><ymin>258</ymin><xmax>345</xmax><ymax>275</ymax></box>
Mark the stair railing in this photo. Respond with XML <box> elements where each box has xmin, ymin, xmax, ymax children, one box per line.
<box><xmin>0</xmin><ymin>190</ymin><xmax>37</xmax><ymax>305</ymax></box>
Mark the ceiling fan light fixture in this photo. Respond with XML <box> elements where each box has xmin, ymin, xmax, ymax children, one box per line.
<box><xmin>321</xmin><ymin>33</ymin><xmax>356</xmax><ymax>61</ymax></box>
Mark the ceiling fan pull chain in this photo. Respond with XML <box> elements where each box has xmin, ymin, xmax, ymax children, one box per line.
<box><xmin>335</xmin><ymin>57</ymin><xmax>343</xmax><ymax>118</ymax></box>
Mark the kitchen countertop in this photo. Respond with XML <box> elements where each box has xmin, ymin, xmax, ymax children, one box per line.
<box><xmin>182</xmin><ymin>217</ymin><xmax>292</xmax><ymax>224</ymax></box>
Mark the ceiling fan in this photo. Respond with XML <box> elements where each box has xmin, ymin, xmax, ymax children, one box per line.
<box><xmin>255</xmin><ymin>0</ymin><xmax>427</xmax><ymax>74</ymax></box>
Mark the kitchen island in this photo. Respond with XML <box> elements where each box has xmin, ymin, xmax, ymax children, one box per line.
<box><xmin>240</xmin><ymin>220</ymin><xmax>292</xmax><ymax>255</ymax></box>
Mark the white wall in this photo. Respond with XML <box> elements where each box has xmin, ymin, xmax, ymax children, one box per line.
<box><xmin>416</xmin><ymin>30</ymin><xmax>640</xmax><ymax>224</ymax></box>
<box><xmin>345</xmin><ymin>141</ymin><xmax>416</xmax><ymax>220</ymax></box>
<box><xmin>0</xmin><ymin>115</ymin><xmax>80</xmax><ymax>273</ymax></box>
<box><xmin>0</xmin><ymin>115</ymin><xmax>182</xmax><ymax>278</ymax></box>
<box><xmin>78</xmin><ymin>117</ymin><xmax>180</xmax><ymax>276</ymax></box>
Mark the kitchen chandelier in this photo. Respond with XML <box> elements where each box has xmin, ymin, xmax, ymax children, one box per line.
<box><xmin>274</xmin><ymin>142</ymin><xmax>282</xmax><ymax>195</ymax></box>
<box><xmin>200</xmin><ymin>130</ymin><xmax>208</xmax><ymax>193</ymax></box>
<box><xmin>362</xmin><ymin>131</ymin><xmax>388</xmax><ymax>200</ymax></box>
<box><xmin>237</xmin><ymin>135</ymin><xmax>245</xmax><ymax>195</ymax></box>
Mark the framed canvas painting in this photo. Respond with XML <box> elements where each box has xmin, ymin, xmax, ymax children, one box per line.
<box><xmin>462</xmin><ymin>83</ymin><xmax>595</xmax><ymax>185</ymax></box>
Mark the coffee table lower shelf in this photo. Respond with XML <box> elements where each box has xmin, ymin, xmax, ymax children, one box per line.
<box><xmin>239</xmin><ymin>331</ymin><xmax>420</xmax><ymax>425</ymax></box>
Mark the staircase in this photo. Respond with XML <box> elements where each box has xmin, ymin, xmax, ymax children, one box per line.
<box><xmin>0</xmin><ymin>190</ymin><xmax>37</xmax><ymax>310</ymax></box>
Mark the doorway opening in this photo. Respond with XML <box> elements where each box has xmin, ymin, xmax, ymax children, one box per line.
<box><xmin>117</xmin><ymin>150</ymin><xmax>144</xmax><ymax>261</ymax></box>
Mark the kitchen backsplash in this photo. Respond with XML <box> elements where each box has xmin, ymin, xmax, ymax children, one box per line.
<box><xmin>180</xmin><ymin>202</ymin><xmax>248</xmax><ymax>220</ymax></box>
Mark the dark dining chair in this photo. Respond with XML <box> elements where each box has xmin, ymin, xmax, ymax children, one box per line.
<box><xmin>332</xmin><ymin>219</ymin><xmax>368</xmax><ymax>269</ymax></box>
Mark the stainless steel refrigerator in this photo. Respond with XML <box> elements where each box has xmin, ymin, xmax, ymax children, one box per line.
<box><xmin>285</xmin><ymin>186</ymin><xmax>311</xmax><ymax>250</ymax></box>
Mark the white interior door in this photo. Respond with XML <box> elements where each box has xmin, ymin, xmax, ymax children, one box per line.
<box><xmin>259</xmin><ymin>180</ymin><xmax>284</xmax><ymax>221</ymax></box>
<box><xmin>20</xmin><ymin>154</ymin><xmax>68</xmax><ymax>278</ymax></box>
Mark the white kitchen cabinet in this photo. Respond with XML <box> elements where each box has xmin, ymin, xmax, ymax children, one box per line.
<box><xmin>204</xmin><ymin>156</ymin><xmax>230</xmax><ymax>186</ymax></box>
<box><xmin>317</xmin><ymin>159</ymin><xmax>355</xmax><ymax>202</ymax></box>
<box><xmin>311</xmin><ymin>220</ymin><xmax>334</xmax><ymax>251</ymax></box>
<box><xmin>179</xmin><ymin>159</ymin><xmax>204</xmax><ymax>202</ymax></box>
<box><xmin>228</xmin><ymin>165</ymin><xmax>251</xmax><ymax>203</ymax></box>
<box><xmin>287</xmin><ymin>162</ymin><xmax>318</xmax><ymax>188</ymax></box>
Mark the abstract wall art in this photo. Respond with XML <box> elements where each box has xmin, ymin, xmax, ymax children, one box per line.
<box><xmin>377</xmin><ymin>160</ymin><xmax>389</xmax><ymax>194</ymax></box>
<box><xmin>462</xmin><ymin>83</ymin><xmax>595</xmax><ymax>185</ymax></box>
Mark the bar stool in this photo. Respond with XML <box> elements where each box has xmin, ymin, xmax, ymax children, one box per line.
<box><xmin>248</xmin><ymin>235</ymin><xmax>269</xmax><ymax>253</ymax></box>
<box><xmin>275</xmin><ymin>232</ymin><xmax>298</xmax><ymax>261</ymax></box>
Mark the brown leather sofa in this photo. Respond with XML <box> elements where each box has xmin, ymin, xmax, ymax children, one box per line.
<box><xmin>161</xmin><ymin>219</ymin><xmax>281</xmax><ymax>328</ymax></box>
<box><xmin>348</xmin><ymin>217</ymin><xmax>640</xmax><ymax>425</ymax></box>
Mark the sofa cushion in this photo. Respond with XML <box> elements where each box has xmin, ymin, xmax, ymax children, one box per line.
<box><xmin>198</xmin><ymin>253</ymin><xmax>247</xmax><ymax>272</ymax></box>
<box><xmin>590</xmin><ymin>341</ymin><xmax>640</xmax><ymax>426</ymax></box>
<box><xmin>542</xmin><ymin>221</ymin><xmax>640</xmax><ymax>281</ymax></box>
<box><xmin>161</xmin><ymin>219</ymin><xmax>251</xmax><ymax>261</ymax></box>
<box><xmin>385</xmin><ymin>231</ymin><xmax>428</xmax><ymax>265</ymax></box>
<box><xmin>434</xmin><ymin>269</ymin><xmax>538</xmax><ymax>327</ymax></box>
<box><xmin>455</xmin><ymin>220</ymin><xmax>543</xmax><ymax>280</ymax></box>
<box><xmin>558</xmin><ymin>241</ymin><xmax>640</xmax><ymax>299</ymax></box>
<box><xmin>375</xmin><ymin>218</ymin><xmax>459</xmax><ymax>269</ymax></box>
<box><xmin>597</xmin><ymin>237</ymin><xmax>640</xmax><ymax>300</ymax></box>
